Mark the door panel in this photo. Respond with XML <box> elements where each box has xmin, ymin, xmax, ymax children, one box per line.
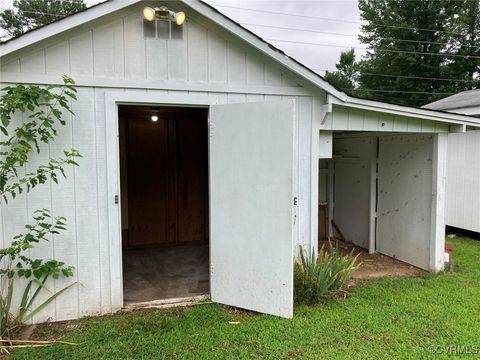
<box><xmin>376</xmin><ymin>134</ymin><xmax>433</xmax><ymax>270</ymax></box>
<box><xmin>209</xmin><ymin>101</ymin><xmax>295</xmax><ymax>318</ymax></box>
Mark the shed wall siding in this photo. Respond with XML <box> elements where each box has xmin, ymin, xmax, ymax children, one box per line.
<box><xmin>446</xmin><ymin>130</ymin><xmax>480</xmax><ymax>233</ymax></box>
<box><xmin>0</xmin><ymin>3</ymin><xmax>320</xmax><ymax>321</ymax></box>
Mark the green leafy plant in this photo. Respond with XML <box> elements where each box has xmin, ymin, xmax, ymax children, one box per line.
<box><xmin>294</xmin><ymin>242</ymin><xmax>359</xmax><ymax>305</ymax></box>
<box><xmin>0</xmin><ymin>77</ymin><xmax>80</xmax><ymax>341</ymax></box>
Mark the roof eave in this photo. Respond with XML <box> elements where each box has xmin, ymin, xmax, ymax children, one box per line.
<box><xmin>331</xmin><ymin>95</ymin><xmax>480</xmax><ymax>127</ymax></box>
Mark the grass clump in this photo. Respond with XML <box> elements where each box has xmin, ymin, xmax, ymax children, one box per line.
<box><xmin>294</xmin><ymin>242</ymin><xmax>358</xmax><ymax>305</ymax></box>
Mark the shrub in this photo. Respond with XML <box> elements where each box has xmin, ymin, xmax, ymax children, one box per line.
<box><xmin>0</xmin><ymin>77</ymin><xmax>80</xmax><ymax>343</ymax></box>
<box><xmin>294</xmin><ymin>242</ymin><xmax>359</xmax><ymax>305</ymax></box>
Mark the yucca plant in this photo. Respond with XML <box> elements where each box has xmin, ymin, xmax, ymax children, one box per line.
<box><xmin>0</xmin><ymin>210</ymin><xmax>75</xmax><ymax>339</ymax></box>
<box><xmin>294</xmin><ymin>242</ymin><xmax>359</xmax><ymax>305</ymax></box>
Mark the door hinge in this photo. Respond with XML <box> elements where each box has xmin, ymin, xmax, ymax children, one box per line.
<box><xmin>114</xmin><ymin>195</ymin><xmax>119</xmax><ymax>204</ymax></box>
<box><xmin>293</xmin><ymin>197</ymin><xmax>298</xmax><ymax>206</ymax></box>
<box><xmin>209</xmin><ymin>123</ymin><xmax>214</xmax><ymax>138</ymax></box>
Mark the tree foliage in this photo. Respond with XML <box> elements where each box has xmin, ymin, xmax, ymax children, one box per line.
<box><xmin>0</xmin><ymin>0</ymin><xmax>86</xmax><ymax>39</ymax></box>
<box><xmin>326</xmin><ymin>0</ymin><xmax>480</xmax><ymax>107</ymax></box>
<box><xmin>324</xmin><ymin>49</ymin><xmax>359</xmax><ymax>95</ymax></box>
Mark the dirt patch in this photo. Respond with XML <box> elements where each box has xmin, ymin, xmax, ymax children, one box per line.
<box><xmin>320</xmin><ymin>239</ymin><xmax>424</xmax><ymax>280</ymax></box>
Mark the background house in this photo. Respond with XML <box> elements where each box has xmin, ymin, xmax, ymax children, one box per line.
<box><xmin>424</xmin><ymin>90</ymin><xmax>480</xmax><ymax>235</ymax></box>
<box><xmin>1</xmin><ymin>0</ymin><xmax>479</xmax><ymax>322</ymax></box>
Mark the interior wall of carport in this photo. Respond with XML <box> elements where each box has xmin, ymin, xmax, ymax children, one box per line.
<box><xmin>312</xmin><ymin>105</ymin><xmax>448</xmax><ymax>272</ymax></box>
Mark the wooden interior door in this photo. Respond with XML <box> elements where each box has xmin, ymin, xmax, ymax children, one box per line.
<box><xmin>176</xmin><ymin>112</ymin><xmax>209</xmax><ymax>243</ymax></box>
<box><xmin>123</xmin><ymin>107</ymin><xmax>208</xmax><ymax>247</ymax></box>
<box><xmin>126</xmin><ymin>114</ymin><xmax>170</xmax><ymax>246</ymax></box>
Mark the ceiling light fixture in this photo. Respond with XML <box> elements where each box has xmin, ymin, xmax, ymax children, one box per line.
<box><xmin>143</xmin><ymin>6</ymin><xmax>186</xmax><ymax>25</ymax></box>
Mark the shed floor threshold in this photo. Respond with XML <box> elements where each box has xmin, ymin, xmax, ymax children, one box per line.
<box><xmin>123</xmin><ymin>295</ymin><xmax>210</xmax><ymax>311</ymax></box>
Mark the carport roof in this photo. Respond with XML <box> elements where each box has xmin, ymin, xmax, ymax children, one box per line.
<box><xmin>1</xmin><ymin>0</ymin><xmax>479</xmax><ymax>127</ymax></box>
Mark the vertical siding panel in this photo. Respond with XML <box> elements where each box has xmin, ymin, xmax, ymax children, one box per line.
<box><xmin>246</xmin><ymin>53</ymin><xmax>264</xmax><ymax>85</ymax></box>
<box><xmin>407</xmin><ymin>117</ymin><xmax>422</xmax><ymax>132</ymax></box>
<box><xmin>227</xmin><ymin>41</ymin><xmax>246</xmax><ymax>85</ymax></box>
<box><xmin>124</xmin><ymin>13</ymin><xmax>146</xmax><ymax>80</ymax></box>
<box><xmin>50</xmin><ymin>106</ymin><xmax>79</xmax><ymax>321</ymax></box>
<box><xmin>70</xmin><ymin>31</ymin><xmax>94</xmax><ymax>76</ymax></box>
<box><xmin>264</xmin><ymin>66</ymin><xmax>283</xmax><ymax>86</ymax></box>
<box><xmin>0</xmin><ymin>58</ymin><xmax>20</xmax><ymax>72</ymax></box>
<box><xmin>297</xmin><ymin>97</ymin><xmax>312</xmax><ymax>251</ymax></box>
<box><xmin>45</xmin><ymin>41</ymin><xmax>69</xmax><ymax>74</ymax></box>
<box><xmin>146</xmin><ymin>39</ymin><xmax>167</xmax><ymax>80</ymax></box>
<box><xmin>347</xmin><ymin>109</ymin><xmax>364</xmax><ymax>130</ymax></box>
<box><xmin>421</xmin><ymin>119</ymin><xmax>436</xmax><ymax>133</ymax></box>
<box><xmin>20</xmin><ymin>49</ymin><xmax>45</xmax><ymax>73</ymax></box>
<box><xmin>362</xmin><ymin>111</ymin><xmax>379</xmax><ymax>131</ymax></box>
<box><xmin>25</xmin><ymin>140</ymin><xmax>54</xmax><ymax>323</ymax></box>
<box><xmin>379</xmin><ymin>113</ymin><xmax>394</xmax><ymax>131</ymax></box>
<box><xmin>93</xmin><ymin>19</ymin><xmax>124</xmax><ymax>77</ymax></box>
<box><xmin>188</xmin><ymin>20</ymin><xmax>208</xmax><ymax>82</ymax></box>
<box><xmin>168</xmin><ymin>26</ymin><xmax>187</xmax><ymax>81</ymax></box>
<box><xmin>332</xmin><ymin>106</ymin><xmax>348</xmax><ymax>130</ymax></box>
<box><xmin>167</xmin><ymin>42</ymin><xmax>187</xmax><ymax>81</ymax></box>
<box><xmin>393</xmin><ymin>115</ymin><xmax>408</xmax><ymax>132</ymax></box>
<box><xmin>207</xmin><ymin>31</ymin><xmax>227</xmax><ymax>83</ymax></box>
<box><xmin>72</xmin><ymin>88</ymin><xmax>102</xmax><ymax>317</ymax></box>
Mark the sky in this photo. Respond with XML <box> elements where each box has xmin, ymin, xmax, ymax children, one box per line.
<box><xmin>0</xmin><ymin>0</ymin><xmax>364</xmax><ymax>73</ymax></box>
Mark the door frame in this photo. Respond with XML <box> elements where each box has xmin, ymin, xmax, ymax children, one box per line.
<box><xmin>105</xmin><ymin>92</ymin><xmax>212</xmax><ymax>310</ymax></box>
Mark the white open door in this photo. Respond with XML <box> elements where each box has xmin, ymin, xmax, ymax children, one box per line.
<box><xmin>209</xmin><ymin>100</ymin><xmax>295</xmax><ymax>318</ymax></box>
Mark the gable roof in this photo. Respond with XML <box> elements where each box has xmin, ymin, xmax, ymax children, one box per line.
<box><xmin>1</xmin><ymin>0</ymin><xmax>479</xmax><ymax>127</ymax></box>
<box><xmin>423</xmin><ymin>89</ymin><xmax>480</xmax><ymax>111</ymax></box>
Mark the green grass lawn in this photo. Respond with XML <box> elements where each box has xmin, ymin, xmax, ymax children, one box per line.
<box><xmin>9</xmin><ymin>237</ymin><xmax>480</xmax><ymax>359</ymax></box>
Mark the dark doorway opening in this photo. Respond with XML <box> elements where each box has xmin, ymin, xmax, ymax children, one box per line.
<box><xmin>118</xmin><ymin>105</ymin><xmax>209</xmax><ymax>305</ymax></box>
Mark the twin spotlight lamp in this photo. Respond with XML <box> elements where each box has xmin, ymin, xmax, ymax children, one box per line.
<box><xmin>143</xmin><ymin>6</ymin><xmax>186</xmax><ymax>25</ymax></box>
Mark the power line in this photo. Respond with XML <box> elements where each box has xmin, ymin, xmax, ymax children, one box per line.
<box><xmin>211</xmin><ymin>4</ymin><xmax>466</xmax><ymax>36</ymax></box>
<box><xmin>241</xmin><ymin>22</ymin><xmax>480</xmax><ymax>49</ymax></box>
<box><xmin>313</xmin><ymin>70</ymin><xmax>478</xmax><ymax>83</ymax></box>
<box><xmin>266</xmin><ymin>38</ymin><xmax>480</xmax><ymax>59</ymax></box>
<box><xmin>344</xmin><ymin>88</ymin><xmax>456</xmax><ymax>95</ymax></box>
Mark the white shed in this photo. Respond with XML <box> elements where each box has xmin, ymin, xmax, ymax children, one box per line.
<box><xmin>1</xmin><ymin>0</ymin><xmax>478</xmax><ymax>322</ymax></box>
<box><xmin>424</xmin><ymin>90</ymin><xmax>480</xmax><ymax>234</ymax></box>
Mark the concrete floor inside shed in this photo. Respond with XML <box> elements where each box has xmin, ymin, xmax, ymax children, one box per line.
<box><xmin>122</xmin><ymin>244</ymin><xmax>209</xmax><ymax>306</ymax></box>
<box><xmin>319</xmin><ymin>239</ymin><xmax>423</xmax><ymax>279</ymax></box>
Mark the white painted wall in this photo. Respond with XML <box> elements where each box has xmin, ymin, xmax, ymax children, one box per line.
<box><xmin>376</xmin><ymin>134</ymin><xmax>435</xmax><ymax>270</ymax></box>
<box><xmin>446</xmin><ymin>130</ymin><xmax>480</xmax><ymax>233</ymax></box>
<box><xmin>0</xmin><ymin>2</ymin><xmax>321</xmax><ymax>322</ymax></box>
<box><xmin>333</xmin><ymin>136</ymin><xmax>376</xmax><ymax>248</ymax></box>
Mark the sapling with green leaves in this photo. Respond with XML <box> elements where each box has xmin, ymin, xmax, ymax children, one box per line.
<box><xmin>0</xmin><ymin>77</ymin><xmax>81</xmax><ymax>340</ymax></box>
